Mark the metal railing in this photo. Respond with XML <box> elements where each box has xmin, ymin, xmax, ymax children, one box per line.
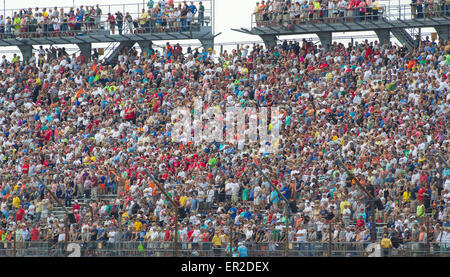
<box><xmin>0</xmin><ymin>1</ymin><xmax>213</xmax><ymax>39</ymax></box>
<box><xmin>0</xmin><ymin>16</ymin><xmax>211</xmax><ymax>39</ymax></box>
<box><xmin>2</xmin><ymin>1</ymin><xmax>213</xmax><ymax>23</ymax></box>
<box><xmin>1</xmin><ymin>241</ymin><xmax>448</xmax><ymax>257</ymax></box>
<box><xmin>251</xmin><ymin>4</ymin><xmax>450</xmax><ymax>29</ymax></box>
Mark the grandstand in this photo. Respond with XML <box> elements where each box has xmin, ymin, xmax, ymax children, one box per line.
<box><xmin>0</xmin><ymin>0</ymin><xmax>448</xmax><ymax>258</ymax></box>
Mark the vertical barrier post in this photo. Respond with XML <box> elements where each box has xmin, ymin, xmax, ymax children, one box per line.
<box><xmin>146</xmin><ymin>169</ymin><xmax>179</xmax><ymax>257</ymax></box>
<box><xmin>328</xmin><ymin>221</ymin><xmax>333</xmax><ymax>257</ymax></box>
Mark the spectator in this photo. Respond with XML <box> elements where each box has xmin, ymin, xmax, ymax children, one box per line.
<box><xmin>107</xmin><ymin>13</ymin><xmax>116</xmax><ymax>34</ymax></box>
<box><xmin>380</xmin><ymin>233</ymin><xmax>392</xmax><ymax>257</ymax></box>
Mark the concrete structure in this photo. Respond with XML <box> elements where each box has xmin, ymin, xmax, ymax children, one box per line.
<box><xmin>0</xmin><ymin>25</ymin><xmax>215</xmax><ymax>63</ymax></box>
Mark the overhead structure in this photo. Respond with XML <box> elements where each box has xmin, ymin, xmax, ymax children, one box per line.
<box><xmin>232</xmin><ymin>5</ymin><xmax>449</xmax><ymax>49</ymax></box>
<box><xmin>1</xmin><ymin>24</ymin><xmax>215</xmax><ymax>62</ymax></box>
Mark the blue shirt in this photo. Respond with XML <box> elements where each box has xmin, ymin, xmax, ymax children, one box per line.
<box><xmin>191</xmin><ymin>198</ymin><xmax>199</xmax><ymax>211</ymax></box>
<box><xmin>189</xmin><ymin>5</ymin><xmax>197</xmax><ymax>15</ymax></box>
<box><xmin>228</xmin><ymin>207</ymin><xmax>237</xmax><ymax>219</ymax></box>
<box><xmin>97</xmin><ymin>228</ymin><xmax>105</xmax><ymax>241</ymax></box>
<box><xmin>238</xmin><ymin>246</ymin><xmax>248</xmax><ymax>257</ymax></box>
<box><xmin>270</xmin><ymin>191</ymin><xmax>278</xmax><ymax>203</ymax></box>
<box><xmin>75</xmin><ymin>15</ymin><xmax>83</xmax><ymax>26</ymax></box>
<box><xmin>138</xmin><ymin>230</ymin><xmax>146</xmax><ymax>241</ymax></box>
<box><xmin>281</xmin><ymin>186</ymin><xmax>290</xmax><ymax>200</ymax></box>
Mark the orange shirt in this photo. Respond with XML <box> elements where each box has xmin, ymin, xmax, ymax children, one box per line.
<box><xmin>258</xmin><ymin>4</ymin><xmax>265</xmax><ymax>13</ymax></box>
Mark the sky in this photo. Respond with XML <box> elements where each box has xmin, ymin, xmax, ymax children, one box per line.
<box><xmin>0</xmin><ymin>0</ymin><xmax>436</xmax><ymax>57</ymax></box>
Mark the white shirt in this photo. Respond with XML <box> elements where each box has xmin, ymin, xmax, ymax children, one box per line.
<box><xmin>206</xmin><ymin>189</ymin><xmax>214</xmax><ymax>202</ymax></box>
<box><xmin>296</xmin><ymin>228</ymin><xmax>307</xmax><ymax>242</ymax></box>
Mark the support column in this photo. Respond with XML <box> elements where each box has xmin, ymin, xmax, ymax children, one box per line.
<box><xmin>259</xmin><ymin>34</ymin><xmax>277</xmax><ymax>49</ymax></box>
<box><xmin>137</xmin><ymin>40</ymin><xmax>153</xmax><ymax>56</ymax></box>
<box><xmin>374</xmin><ymin>29</ymin><xmax>391</xmax><ymax>46</ymax></box>
<box><xmin>200</xmin><ymin>37</ymin><xmax>214</xmax><ymax>51</ymax></box>
<box><xmin>76</xmin><ymin>43</ymin><xmax>92</xmax><ymax>61</ymax></box>
<box><xmin>316</xmin><ymin>32</ymin><xmax>332</xmax><ymax>49</ymax></box>
<box><xmin>18</xmin><ymin>45</ymin><xmax>33</xmax><ymax>63</ymax></box>
<box><xmin>434</xmin><ymin>25</ymin><xmax>449</xmax><ymax>41</ymax></box>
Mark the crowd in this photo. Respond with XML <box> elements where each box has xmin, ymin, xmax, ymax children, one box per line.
<box><xmin>0</xmin><ymin>24</ymin><xmax>449</xmax><ymax>256</ymax></box>
<box><xmin>0</xmin><ymin>1</ymin><xmax>207</xmax><ymax>39</ymax></box>
<box><xmin>253</xmin><ymin>0</ymin><xmax>450</xmax><ymax>26</ymax></box>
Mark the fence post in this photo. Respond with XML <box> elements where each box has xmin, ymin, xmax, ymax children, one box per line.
<box><xmin>13</xmin><ymin>227</ymin><xmax>16</xmax><ymax>257</ymax></box>
<box><xmin>328</xmin><ymin>221</ymin><xmax>332</xmax><ymax>257</ymax></box>
<box><xmin>284</xmin><ymin>205</ymin><xmax>289</xmax><ymax>257</ymax></box>
<box><xmin>229</xmin><ymin>221</ymin><xmax>233</xmax><ymax>257</ymax></box>
<box><xmin>426</xmin><ymin>214</ymin><xmax>430</xmax><ymax>256</ymax></box>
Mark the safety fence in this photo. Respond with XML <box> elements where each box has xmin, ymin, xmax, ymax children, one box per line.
<box><xmin>0</xmin><ymin>0</ymin><xmax>212</xmax><ymax>39</ymax></box>
<box><xmin>1</xmin><ymin>241</ymin><xmax>448</xmax><ymax>257</ymax></box>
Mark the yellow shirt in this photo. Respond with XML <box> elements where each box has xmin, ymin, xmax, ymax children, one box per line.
<box><xmin>12</xmin><ymin>197</ymin><xmax>20</xmax><ymax>209</ymax></box>
<box><xmin>134</xmin><ymin>221</ymin><xmax>143</xmax><ymax>232</ymax></box>
<box><xmin>340</xmin><ymin>200</ymin><xmax>350</xmax><ymax>214</ymax></box>
<box><xmin>403</xmin><ymin>191</ymin><xmax>411</xmax><ymax>202</ymax></box>
<box><xmin>139</xmin><ymin>13</ymin><xmax>148</xmax><ymax>25</ymax></box>
<box><xmin>179</xmin><ymin>196</ymin><xmax>187</xmax><ymax>207</ymax></box>
<box><xmin>212</xmin><ymin>235</ymin><xmax>223</xmax><ymax>247</ymax></box>
<box><xmin>381</xmin><ymin>238</ymin><xmax>392</xmax><ymax>248</ymax></box>
<box><xmin>36</xmin><ymin>202</ymin><xmax>42</xmax><ymax>213</ymax></box>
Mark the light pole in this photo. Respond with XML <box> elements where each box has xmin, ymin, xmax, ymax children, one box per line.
<box><xmin>144</xmin><ymin>169</ymin><xmax>179</xmax><ymax>257</ymax></box>
<box><xmin>328</xmin><ymin>141</ymin><xmax>377</xmax><ymax>243</ymax></box>
<box><xmin>34</xmin><ymin>175</ymin><xmax>74</xmax><ymax>257</ymax></box>
<box><xmin>426</xmin><ymin>149</ymin><xmax>449</xmax><ymax>256</ymax></box>
<box><xmin>252</xmin><ymin>162</ymin><xmax>290</xmax><ymax>256</ymax></box>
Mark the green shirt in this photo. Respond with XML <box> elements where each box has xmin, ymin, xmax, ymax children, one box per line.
<box><xmin>13</xmin><ymin>17</ymin><xmax>21</xmax><ymax>29</ymax></box>
<box><xmin>272</xmin><ymin>229</ymin><xmax>281</xmax><ymax>241</ymax></box>
<box><xmin>417</xmin><ymin>204</ymin><xmax>425</xmax><ymax>218</ymax></box>
<box><xmin>106</xmin><ymin>204</ymin><xmax>112</xmax><ymax>215</ymax></box>
<box><xmin>242</xmin><ymin>189</ymin><xmax>248</xmax><ymax>201</ymax></box>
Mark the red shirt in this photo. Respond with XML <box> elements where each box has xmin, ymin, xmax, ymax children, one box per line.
<box><xmin>16</xmin><ymin>208</ymin><xmax>25</xmax><ymax>221</ymax></box>
<box><xmin>44</xmin><ymin>130</ymin><xmax>52</xmax><ymax>141</ymax></box>
<box><xmin>417</xmin><ymin>187</ymin><xmax>426</xmax><ymax>202</ymax></box>
<box><xmin>22</xmin><ymin>163</ymin><xmax>30</xmax><ymax>174</ymax></box>
<box><xmin>72</xmin><ymin>203</ymin><xmax>80</xmax><ymax>213</ymax></box>
<box><xmin>187</xmin><ymin>230</ymin><xmax>194</xmax><ymax>242</ymax></box>
<box><xmin>75</xmin><ymin>213</ymin><xmax>81</xmax><ymax>223</ymax></box>
<box><xmin>31</xmin><ymin>228</ymin><xmax>40</xmax><ymax>241</ymax></box>
<box><xmin>356</xmin><ymin>219</ymin><xmax>365</xmax><ymax>228</ymax></box>
<box><xmin>201</xmin><ymin>232</ymin><xmax>209</xmax><ymax>242</ymax></box>
<box><xmin>124</xmin><ymin>109</ymin><xmax>136</xmax><ymax>120</ymax></box>
<box><xmin>164</xmin><ymin>229</ymin><xmax>171</xmax><ymax>241</ymax></box>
